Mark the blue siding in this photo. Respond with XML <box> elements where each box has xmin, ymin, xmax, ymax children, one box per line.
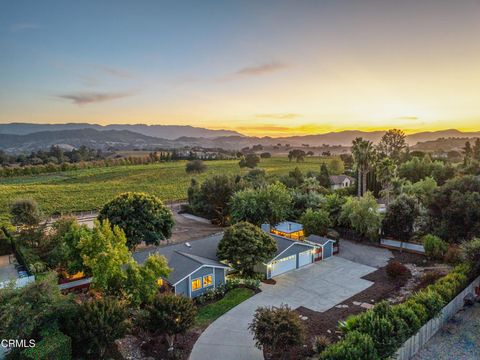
<box><xmin>175</xmin><ymin>278</ymin><xmax>189</xmax><ymax>297</ymax></box>
<box><xmin>323</xmin><ymin>242</ymin><xmax>333</xmax><ymax>258</ymax></box>
<box><xmin>175</xmin><ymin>266</ymin><xmax>228</xmax><ymax>298</ymax></box>
<box><xmin>214</xmin><ymin>268</ymin><xmax>225</xmax><ymax>287</ymax></box>
<box><xmin>275</xmin><ymin>243</ymin><xmax>313</xmax><ymax>261</ymax></box>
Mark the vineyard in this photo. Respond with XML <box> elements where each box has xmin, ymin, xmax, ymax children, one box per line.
<box><xmin>0</xmin><ymin>156</ymin><xmax>334</xmax><ymax>223</ymax></box>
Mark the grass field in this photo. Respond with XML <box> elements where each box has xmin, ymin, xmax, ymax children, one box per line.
<box><xmin>0</xmin><ymin>156</ymin><xmax>332</xmax><ymax>220</ymax></box>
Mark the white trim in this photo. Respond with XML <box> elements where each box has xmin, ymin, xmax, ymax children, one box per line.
<box><xmin>172</xmin><ymin>264</ymin><xmax>230</xmax><ymax>286</ymax></box>
<box><xmin>269</xmin><ymin>242</ymin><xmax>314</xmax><ymax>263</ymax></box>
<box><xmin>188</xmin><ymin>274</ymin><xmax>192</xmax><ymax>297</ymax></box>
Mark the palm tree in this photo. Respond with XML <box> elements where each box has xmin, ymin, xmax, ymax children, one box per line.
<box><xmin>351</xmin><ymin>137</ymin><xmax>376</xmax><ymax>197</ymax></box>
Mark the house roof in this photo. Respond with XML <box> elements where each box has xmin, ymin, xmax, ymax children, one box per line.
<box><xmin>306</xmin><ymin>235</ymin><xmax>335</xmax><ymax>246</ymax></box>
<box><xmin>270</xmin><ymin>234</ymin><xmax>314</xmax><ymax>260</ymax></box>
<box><xmin>133</xmin><ymin>233</ymin><xmax>228</xmax><ymax>285</ymax></box>
<box><xmin>273</xmin><ymin>221</ymin><xmax>303</xmax><ymax>234</ymax></box>
<box><xmin>329</xmin><ymin>175</ymin><xmax>354</xmax><ymax>185</ymax></box>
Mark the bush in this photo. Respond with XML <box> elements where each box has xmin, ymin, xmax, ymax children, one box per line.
<box><xmin>249</xmin><ymin>304</ymin><xmax>305</xmax><ymax>356</ymax></box>
<box><xmin>243</xmin><ymin>278</ymin><xmax>261</xmax><ymax>290</ymax></box>
<box><xmin>443</xmin><ymin>245</ymin><xmax>461</xmax><ymax>264</ymax></box>
<box><xmin>312</xmin><ymin>335</ymin><xmax>331</xmax><ymax>354</ymax></box>
<box><xmin>185</xmin><ymin>160</ymin><xmax>206</xmax><ymax>174</ymax></box>
<box><xmin>460</xmin><ymin>237</ymin><xmax>480</xmax><ymax>273</ymax></box>
<box><xmin>386</xmin><ymin>261</ymin><xmax>408</xmax><ymax>279</ymax></box>
<box><xmin>423</xmin><ymin>234</ymin><xmax>448</xmax><ymax>260</ymax></box>
<box><xmin>21</xmin><ymin>329</ymin><xmax>72</xmax><ymax>360</ymax></box>
<box><xmin>319</xmin><ymin>331</ymin><xmax>379</xmax><ymax>360</ymax></box>
<box><xmin>0</xmin><ymin>227</ymin><xmax>12</xmax><ymax>255</ymax></box>
<box><xmin>409</xmin><ymin>290</ymin><xmax>445</xmax><ymax>319</ymax></box>
<box><xmin>391</xmin><ymin>304</ymin><xmax>422</xmax><ymax>336</ymax></box>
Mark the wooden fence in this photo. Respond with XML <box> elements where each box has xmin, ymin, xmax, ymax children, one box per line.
<box><xmin>395</xmin><ymin>275</ymin><xmax>480</xmax><ymax>360</ymax></box>
<box><xmin>380</xmin><ymin>238</ymin><xmax>425</xmax><ymax>254</ymax></box>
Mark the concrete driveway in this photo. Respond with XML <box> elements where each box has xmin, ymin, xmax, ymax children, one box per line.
<box><xmin>337</xmin><ymin>239</ymin><xmax>393</xmax><ymax>268</ymax></box>
<box><xmin>190</xmin><ymin>256</ymin><xmax>376</xmax><ymax>360</ymax></box>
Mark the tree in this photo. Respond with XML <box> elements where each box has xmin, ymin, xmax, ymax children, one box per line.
<box><xmin>98</xmin><ymin>192</ymin><xmax>174</xmax><ymax>249</ymax></box>
<box><xmin>423</xmin><ymin>234</ymin><xmax>448</xmax><ymax>260</ymax></box>
<box><xmin>291</xmin><ymin>191</ymin><xmax>326</xmax><ymax>219</ymax></box>
<box><xmin>77</xmin><ymin>220</ymin><xmax>131</xmax><ymax>294</ymax></box>
<box><xmin>0</xmin><ymin>272</ymin><xmax>73</xmax><ymax>342</ymax></box>
<box><xmin>463</xmin><ymin>141</ymin><xmax>473</xmax><ymax>166</ymax></box>
<box><xmin>260</xmin><ymin>152</ymin><xmax>272</xmax><ymax>158</ymax></box>
<box><xmin>382</xmin><ymin>194</ymin><xmax>419</xmax><ymax>241</ymax></box>
<box><xmin>322</xmin><ymin>193</ymin><xmax>347</xmax><ymax>227</ymax></box>
<box><xmin>217</xmin><ymin>222</ymin><xmax>277</xmax><ymax>276</ymax></box>
<box><xmin>339</xmin><ymin>193</ymin><xmax>382</xmax><ymax>240</ymax></box>
<box><xmin>71</xmin><ymin>297</ymin><xmax>129</xmax><ymax>358</ymax></box>
<box><xmin>328</xmin><ymin>157</ymin><xmax>345</xmax><ymax>175</ymax></box>
<box><xmin>300</xmin><ymin>209</ymin><xmax>331</xmax><ymax>236</ymax></box>
<box><xmin>124</xmin><ymin>254</ymin><xmax>171</xmax><ymax>306</ymax></box>
<box><xmin>377</xmin><ymin>129</ymin><xmax>407</xmax><ymax>161</ymax></box>
<box><xmin>402</xmin><ymin>177</ymin><xmax>437</xmax><ymax>206</ymax></box>
<box><xmin>249</xmin><ymin>304</ymin><xmax>305</xmax><ymax>357</ymax></box>
<box><xmin>288</xmin><ymin>149</ymin><xmax>306</xmax><ymax>162</ymax></box>
<box><xmin>239</xmin><ymin>153</ymin><xmax>260</xmax><ymax>168</ymax></box>
<box><xmin>460</xmin><ymin>237</ymin><xmax>480</xmax><ymax>272</ymax></box>
<box><xmin>318</xmin><ymin>163</ymin><xmax>331</xmax><ymax>188</ymax></box>
<box><xmin>351</xmin><ymin>138</ymin><xmax>376</xmax><ymax>197</ymax></box>
<box><xmin>428</xmin><ymin>176</ymin><xmax>480</xmax><ymax>242</ymax></box>
<box><xmin>145</xmin><ymin>293</ymin><xmax>197</xmax><ymax>350</ymax></box>
<box><xmin>10</xmin><ymin>199</ymin><xmax>41</xmax><ymax>228</ymax></box>
<box><xmin>230</xmin><ymin>182</ymin><xmax>293</xmax><ymax>226</ymax></box>
<box><xmin>187</xmin><ymin>175</ymin><xmax>244</xmax><ymax>225</ymax></box>
<box><xmin>376</xmin><ymin>157</ymin><xmax>396</xmax><ymax>205</ymax></box>
<box><xmin>185</xmin><ymin>159</ymin><xmax>206</xmax><ymax>173</ymax></box>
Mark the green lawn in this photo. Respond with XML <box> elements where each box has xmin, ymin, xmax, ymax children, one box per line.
<box><xmin>195</xmin><ymin>287</ymin><xmax>255</xmax><ymax>328</ymax></box>
<box><xmin>0</xmin><ymin>156</ymin><xmax>333</xmax><ymax>222</ymax></box>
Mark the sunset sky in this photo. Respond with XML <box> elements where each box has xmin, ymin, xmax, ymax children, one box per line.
<box><xmin>1</xmin><ymin>0</ymin><xmax>480</xmax><ymax>136</ymax></box>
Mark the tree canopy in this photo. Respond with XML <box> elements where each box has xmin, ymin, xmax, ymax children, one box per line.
<box><xmin>300</xmin><ymin>208</ymin><xmax>331</xmax><ymax>236</ymax></box>
<box><xmin>239</xmin><ymin>153</ymin><xmax>260</xmax><ymax>168</ymax></box>
<box><xmin>217</xmin><ymin>222</ymin><xmax>277</xmax><ymax>276</ymax></box>
<box><xmin>98</xmin><ymin>192</ymin><xmax>174</xmax><ymax>249</ymax></box>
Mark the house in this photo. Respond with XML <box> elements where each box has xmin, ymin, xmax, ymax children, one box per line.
<box><xmin>133</xmin><ymin>234</ymin><xmax>229</xmax><ymax>298</ymax></box>
<box><xmin>329</xmin><ymin>175</ymin><xmax>355</xmax><ymax>190</ymax></box>
<box><xmin>267</xmin><ymin>221</ymin><xmax>305</xmax><ymax>240</ymax></box>
<box><xmin>259</xmin><ymin>223</ymin><xmax>336</xmax><ymax>279</ymax></box>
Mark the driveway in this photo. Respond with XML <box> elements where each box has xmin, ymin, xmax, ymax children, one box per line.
<box><xmin>190</xmin><ymin>256</ymin><xmax>377</xmax><ymax>360</ymax></box>
<box><xmin>337</xmin><ymin>239</ymin><xmax>393</xmax><ymax>268</ymax></box>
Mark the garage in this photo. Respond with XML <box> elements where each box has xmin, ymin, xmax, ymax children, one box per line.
<box><xmin>298</xmin><ymin>250</ymin><xmax>313</xmax><ymax>267</ymax></box>
<box><xmin>270</xmin><ymin>255</ymin><xmax>296</xmax><ymax>277</ymax></box>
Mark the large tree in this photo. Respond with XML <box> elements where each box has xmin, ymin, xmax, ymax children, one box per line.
<box><xmin>98</xmin><ymin>192</ymin><xmax>174</xmax><ymax>249</ymax></box>
<box><xmin>377</xmin><ymin>129</ymin><xmax>407</xmax><ymax>161</ymax></box>
<box><xmin>10</xmin><ymin>199</ymin><xmax>41</xmax><ymax>228</ymax></box>
<box><xmin>288</xmin><ymin>149</ymin><xmax>306</xmax><ymax>162</ymax></box>
<box><xmin>300</xmin><ymin>208</ymin><xmax>331</xmax><ymax>236</ymax></box>
<box><xmin>145</xmin><ymin>293</ymin><xmax>197</xmax><ymax>350</ymax></box>
<box><xmin>382</xmin><ymin>194</ymin><xmax>419</xmax><ymax>241</ymax></box>
<box><xmin>351</xmin><ymin>138</ymin><xmax>376</xmax><ymax>197</ymax></box>
<box><xmin>317</xmin><ymin>163</ymin><xmax>331</xmax><ymax>188</ymax></box>
<box><xmin>239</xmin><ymin>153</ymin><xmax>260</xmax><ymax>168</ymax></box>
<box><xmin>187</xmin><ymin>175</ymin><xmax>244</xmax><ymax>225</ymax></box>
<box><xmin>376</xmin><ymin>157</ymin><xmax>396</xmax><ymax>205</ymax></box>
<box><xmin>230</xmin><ymin>182</ymin><xmax>292</xmax><ymax>226</ymax></box>
<box><xmin>339</xmin><ymin>193</ymin><xmax>382</xmax><ymax>240</ymax></box>
<box><xmin>217</xmin><ymin>222</ymin><xmax>277</xmax><ymax>276</ymax></box>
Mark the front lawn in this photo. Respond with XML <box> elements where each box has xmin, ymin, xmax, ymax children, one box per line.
<box><xmin>196</xmin><ymin>287</ymin><xmax>254</xmax><ymax>328</ymax></box>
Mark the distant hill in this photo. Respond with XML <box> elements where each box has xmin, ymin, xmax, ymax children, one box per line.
<box><xmin>0</xmin><ymin>128</ymin><xmax>173</xmax><ymax>152</ymax></box>
<box><xmin>412</xmin><ymin>136</ymin><xmax>480</xmax><ymax>152</ymax></box>
<box><xmin>0</xmin><ymin>123</ymin><xmax>242</xmax><ymax>140</ymax></box>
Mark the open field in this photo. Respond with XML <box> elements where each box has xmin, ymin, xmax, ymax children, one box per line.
<box><xmin>0</xmin><ymin>156</ymin><xmax>333</xmax><ymax>221</ymax></box>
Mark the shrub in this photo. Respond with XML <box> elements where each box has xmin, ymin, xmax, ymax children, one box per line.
<box><xmin>243</xmin><ymin>278</ymin><xmax>261</xmax><ymax>290</ymax></box>
<box><xmin>312</xmin><ymin>335</ymin><xmax>331</xmax><ymax>354</ymax></box>
<box><xmin>403</xmin><ymin>300</ymin><xmax>429</xmax><ymax>324</ymax></box>
<box><xmin>386</xmin><ymin>261</ymin><xmax>408</xmax><ymax>279</ymax></box>
<box><xmin>460</xmin><ymin>237</ymin><xmax>480</xmax><ymax>273</ymax></box>
<box><xmin>319</xmin><ymin>331</ymin><xmax>379</xmax><ymax>360</ymax></box>
<box><xmin>0</xmin><ymin>227</ymin><xmax>12</xmax><ymax>255</ymax></box>
<box><xmin>21</xmin><ymin>329</ymin><xmax>72</xmax><ymax>360</ymax></box>
<box><xmin>423</xmin><ymin>234</ymin><xmax>448</xmax><ymax>260</ymax></box>
<box><xmin>443</xmin><ymin>245</ymin><xmax>462</xmax><ymax>264</ymax></box>
<box><xmin>185</xmin><ymin>160</ymin><xmax>206</xmax><ymax>174</ymax></box>
<box><xmin>409</xmin><ymin>290</ymin><xmax>445</xmax><ymax>319</ymax></box>
<box><xmin>249</xmin><ymin>304</ymin><xmax>305</xmax><ymax>356</ymax></box>
<box><xmin>391</xmin><ymin>304</ymin><xmax>422</xmax><ymax>336</ymax></box>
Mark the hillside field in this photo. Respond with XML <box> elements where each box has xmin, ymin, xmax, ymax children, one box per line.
<box><xmin>0</xmin><ymin>156</ymin><xmax>334</xmax><ymax>222</ymax></box>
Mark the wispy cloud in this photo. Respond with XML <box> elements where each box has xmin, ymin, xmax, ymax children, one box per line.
<box><xmin>255</xmin><ymin>113</ymin><xmax>301</xmax><ymax>120</ymax></box>
<box><xmin>96</xmin><ymin>65</ymin><xmax>133</xmax><ymax>79</ymax></box>
<box><xmin>234</xmin><ymin>62</ymin><xmax>288</xmax><ymax>77</ymax></box>
<box><xmin>9</xmin><ymin>23</ymin><xmax>42</xmax><ymax>32</ymax></box>
<box><xmin>395</xmin><ymin>116</ymin><xmax>418</xmax><ymax>121</ymax></box>
<box><xmin>57</xmin><ymin>91</ymin><xmax>134</xmax><ymax>105</ymax></box>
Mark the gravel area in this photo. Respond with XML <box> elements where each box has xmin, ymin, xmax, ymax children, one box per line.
<box><xmin>414</xmin><ymin>303</ymin><xmax>480</xmax><ymax>360</ymax></box>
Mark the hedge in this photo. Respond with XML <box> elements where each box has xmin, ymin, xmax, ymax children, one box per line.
<box><xmin>21</xmin><ymin>330</ymin><xmax>72</xmax><ymax>360</ymax></box>
<box><xmin>0</xmin><ymin>226</ymin><xmax>12</xmax><ymax>255</ymax></box>
<box><xmin>320</xmin><ymin>263</ymin><xmax>473</xmax><ymax>359</ymax></box>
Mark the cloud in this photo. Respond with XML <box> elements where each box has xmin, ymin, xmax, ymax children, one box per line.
<box><xmin>96</xmin><ymin>66</ymin><xmax>133</xmax><ymax>79</ymax></box>
<box><xmin>394</xmin><ymin>116</ymin><xmax>418</xmax><ymax>121</ymax></box>
<box><xmin>255</xmin><ymin>113</ymin><xmax>301</xmax><ymax>120</ymax></box>
<box><xmin>9</xmin><ymin>23</ymin><xmax>42</xmax><ymax>32</ymax></box>
<box><xmin>57</xmin><ymin>91</ymin><xmax>134</xmax><ymax>105</ymax></box>
<box><xmin>233</xmin><ymin>62</ymin><xmax>288</xmax><ymax>77</ymax></box>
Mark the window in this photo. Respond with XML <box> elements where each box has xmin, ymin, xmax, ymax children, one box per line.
<box><xmin>203</xmin><ymin>275</ymin><xmax>213</xmax><ymax>287</ymax></box>
<box><xmin>157</xmin><ymin>278</ymin><xmax>164</xmax><ymax>286</ymax></box>
<box><xmin>191</xmin><ymin>278</ymin><xmax>202</xmax><ymax>291</ymax></box>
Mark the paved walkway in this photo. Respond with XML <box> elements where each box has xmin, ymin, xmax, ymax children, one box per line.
<box><xmin>190</xmin><ymin>256</ymin><xmax>376</xmax><ymax>360</ymax></box>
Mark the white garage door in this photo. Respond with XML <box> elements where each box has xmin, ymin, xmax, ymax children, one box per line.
<box><xmin>298</xmin><ymin>250</ymin><xmax>312</xmax><ymax>267</ymax></box>
<box><xmin>270</xmin><ymin>255</ymin><xmax>296</xmax><ymax>277</ymax></box>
